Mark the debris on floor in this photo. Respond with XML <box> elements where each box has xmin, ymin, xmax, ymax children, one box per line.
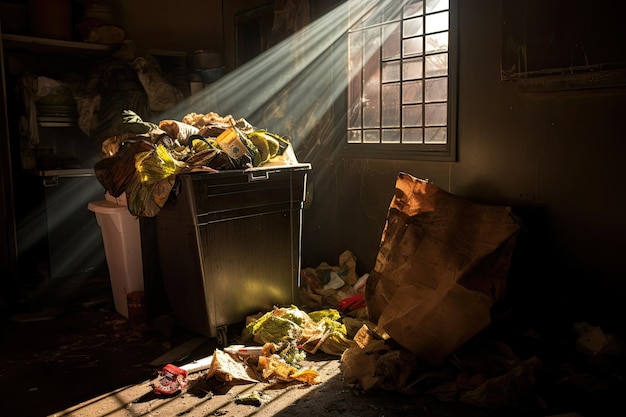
<box><xmin>242</xmin><ymin>306</ymin><xmax>356</xmax><ymax>357</ymax></box>
<box><xmin>148</xmin><ymin>307</ymin><xmax>352</xmax><ymax>397</ymax></box>
<box><xmin>151</xmin><ymin>363</ymin><xmax>189</xmax><ymax>395</ymax></box>
<box><xmin>297</xmin><ymin>172</ymin><xmax>625</xmax><ymax>415</ymax></box>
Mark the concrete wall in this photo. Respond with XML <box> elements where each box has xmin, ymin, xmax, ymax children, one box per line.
<box><xmin>116</xmin><ymin>0</ymin><xmax>223</xmax><ymax>53</ymax></box>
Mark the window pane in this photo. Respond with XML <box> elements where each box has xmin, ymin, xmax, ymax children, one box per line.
<box><xmin>403</xmin><ymin>127</ymin><xmax>424</xmax><ymax>143</ymax></box>
<box><xmin>403</xmin><ymin>104</ymin><xmax>423</xmax><ymax>127</ymax></box>
<box><xmin>403</xmin><ymin>80</ymin><xmax>423</xmax><ymax>104</ymax></box>
<box><xmin>403</xmin><ymin>17</ymin><xmax>423</xmax><ymax>38</ymax></box>
<box><xmin>348</xmin><ymin>129</ymin><xmax>362</xmax><ymax>143</ymax></box>
<box><xmin>426</xmin><ymin>0</ymin><xmax>448</xmax><ymax>14</ymax></box>
<box><xmin>425</xmin><ymin>52</ymin><xmax>448</xmax><ymax>77</ymax></box>
<box><xmin>364</xmin><ymin>129</ymin><xmax>380</xmax><ymax>143</ymax></box>
<box><xmin>403</xmin><ymin>57</ymin><xmax>423</xmax><ymax>79</ymax></box>
<box><xmin>402</xmin><ymin>37</ymin><xmax>423</xmax><ymax>57</ymax></box>
<box><xmin>404</xmin><ymin>0</ymin><xmax>424</xmax><ymax>18</ymax></box>
<box><xmin>424</xmin><ymin>78</ymin><xmax>447</xmax><ymax>102</ymax></box>
<box><xmin>348</xmin><ymin>32</ymin><xmax>363</xmax><ymax>128</ymax></box>
<box><xmin>382</xmin><ymin>60</ymin><xmax>400</xmax><ymax>82</ymax></box>
<box><xmin>363</xmin><ymin>28</ymin><xmax>381</xmax><ymax>128</ymax></box>
<box><xmin>425</xmin><ymin>11</ymin><xmax>448</xmax><ymax>33</ymax></box>
<box><xmin>382</xmin><ymin>22</ymin><xmax>401</xmax><ymax>60</ymax></box>
<box><xmin>382</xmin><ymin>129</ymin><xmax>401</xmax><ymax>143</ymax></box>
<box><xmin>425</xmin><ymin>32</ymin><xmax>448</xmax><ymax>53</ymax></box>
<box><xmin>382</xmin><ymin>83</ymin><xmax>400</xmax><ymax>127</ymax></box>
<box><xmin>348</xmin><ymin>31</ymin><xmax>363</xmax><ymax>79</ymax></box>
<box><xmin>425</xmin><ymin>103</ymin><xmax>447</xmax><ymax>125</ymax></box>
<box><xmin>348</xmin><ymin>75</ymin><xmax>362</xmax><ymax>128</ymax></box>
<box><xmin>425</xmin><ymin>126</ymin><xmax>447</xmax><ymax>144</ymax></box>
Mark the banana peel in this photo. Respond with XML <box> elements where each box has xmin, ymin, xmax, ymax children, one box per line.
<box><xmin>248</xmin><ymin>130</ymin><xmax>285</xmax><ymax>161</ymax></box>
<box><xmin>248</xmin><ymin>132</ymin><xmax>271</xmax><ymax>165</ymax></box>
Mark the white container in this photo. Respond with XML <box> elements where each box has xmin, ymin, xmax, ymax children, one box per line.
<box><xmin>88</xmin><ymin>197</ymin><xmax>144</xmax><ymax>318</ymax></box>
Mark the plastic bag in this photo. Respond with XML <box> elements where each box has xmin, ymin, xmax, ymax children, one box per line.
<box><xmin>125</xmin><ymin>143</ymin><xmax>183</xmax><ymax>217</ymax></box>
<box><xmin>94</xmin><ymin>138</ymin><xmax>154</xmax><ymax>197</ymax></box>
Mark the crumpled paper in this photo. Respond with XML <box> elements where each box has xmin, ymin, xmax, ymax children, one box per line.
<box><xmin>206</xmin><ymin>349</ymin><xmax>258</xmax><ymax>383</ymax></box>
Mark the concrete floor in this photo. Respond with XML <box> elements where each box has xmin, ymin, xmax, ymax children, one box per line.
<box><xmin>0</xmin><ymin>307</ymin><xmax>537</xmax><ymax>417</ymax></box>
<box><xmin>0</xmin><ymin>277</ymin><xmax>622</xmax><ymax>417</ymax></box>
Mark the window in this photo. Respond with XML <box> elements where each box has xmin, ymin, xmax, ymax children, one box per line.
<box><xmin>346</xmin><ymin>0</ymin><xmax>457</xmax><ymax>161</ymax></box>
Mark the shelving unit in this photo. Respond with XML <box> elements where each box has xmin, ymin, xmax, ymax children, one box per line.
<box><xmin>0</xmin><ymin>32</ymin><xmax>110</xmax><ymax>285</ymax></box>
<box><xmin>0</xmin><ymin>31</ymin><xmax>192</xmax><ymax>291</ymax></box>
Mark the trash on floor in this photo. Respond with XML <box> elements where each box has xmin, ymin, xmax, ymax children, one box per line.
<box><xmin>241</xmin><ymin>305</ymin><xmax>357</xmax><ymax>356</ymax></box>
<box><xmin>234</xmin><ymin>390</ymin><xmax>266</xmax><ymax>406</ymax></box>
<box><xmin>151</xmin><ymin>364</ymin><xmax>189</xmax><ymax>395</ymax></box>
<box><xmin>150</xmin><ymin>340</ymin><xmax>323</xmax><ymax>397</ymax></box>
<box><xmin>299</xmin><ymin>250</ymin><xmax>370</xmax><ymax>321</ymax></box>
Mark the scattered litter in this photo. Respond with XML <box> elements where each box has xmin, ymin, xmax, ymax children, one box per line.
<box><xmin>205</xmin><ymin>349</ymin><xmax>258</xmax><ymax>383</ymax></box>
<box><xmin>223</xmin><ymin>345</ymin><xmax>264</xmax><ymax>357</ymax></box>
<box><xmin>235</xmin><ymin>390</ymin><xmax>265</xmax><ymax>406</ymax></box>
<box><xmin>179</xmin><ymin>354</ymin><xmax>214</xmax><ymax>374</ymax></box>
<box><xmin>242</xmin><ymin>306</ymin><xmax>356</xmax><ymax>357</ymax></box>
<box><xmin>574</xmin><ymin>321</ymin><xmax>610</xmax><ymax>356</ymax></box>
<box><xmin>337</xmin><ymin>294</ymin><xmax>366</xmax><ymax>313</ymax></box>
<box><xmin>150</xmin><ymin>364</ymin><xmax>188</xmax><ymax>395</ymax></box>
<box><xmin>322</xmin><ymin>271</ymin><xmax>345</xmax><ymax>290</ymax></box>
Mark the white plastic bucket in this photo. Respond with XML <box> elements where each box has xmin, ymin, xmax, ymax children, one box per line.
<box><xmin>88</xmin><ymin>199</ymin><xmax>144</xmax><ymax>318</ymax></box>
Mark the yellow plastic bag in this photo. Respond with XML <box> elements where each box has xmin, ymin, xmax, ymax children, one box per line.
<box><xmin>126</xmin><ymin>143</ymin><xmax>184</xmax><ymax>217</ymax></box>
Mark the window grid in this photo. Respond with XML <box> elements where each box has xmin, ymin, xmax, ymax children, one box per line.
<box><xmin>347</xmin><ymin>0</ymin><xmax>450</xmax><ymax>148</ymax></box>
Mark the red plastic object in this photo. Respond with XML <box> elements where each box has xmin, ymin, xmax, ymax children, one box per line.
<box><xmin>151</xmin><ymin>364</ymin><xmax>189</xmax><ymax>395</ymax></box>
<box><xmin>337</xmin><ymin>293</ymin><xmax>366</xmax><ymax>312</ymax></box>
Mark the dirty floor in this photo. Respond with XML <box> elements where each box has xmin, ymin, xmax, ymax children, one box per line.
<box><xmin>0</xmin><ymin>280</ymin><xmax>623</xmax><ymax>417</ymax></box>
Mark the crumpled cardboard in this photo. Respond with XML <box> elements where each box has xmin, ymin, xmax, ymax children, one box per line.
<box><xmin>366</xmin><ymin>172</ymin><xmax>521</xmax><ymax>366</ymax></box>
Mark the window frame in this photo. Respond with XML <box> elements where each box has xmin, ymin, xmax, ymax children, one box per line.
<box><xmin>342</xmin><ymin>0</ymin><xmax>458</xmax><ymax>162</ymax></box>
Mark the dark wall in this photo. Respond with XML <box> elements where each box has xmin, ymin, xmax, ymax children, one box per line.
<box><xmin>3</xmin><ymin>0</ymin><xmax>624</xmax><ymax>329</ymax></box>
<box><xmin>300</xmin><ymin>0</ymin><xmax>626</xmax><ymax>329</ymax></box>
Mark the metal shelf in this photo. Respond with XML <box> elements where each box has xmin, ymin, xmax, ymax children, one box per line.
<box><xmin>1</xmin><ymin>33</ymin><xmax>111</xmax><ymax>56</ymax></box>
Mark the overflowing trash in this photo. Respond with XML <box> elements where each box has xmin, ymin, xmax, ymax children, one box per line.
<box><xmin>93</xmin><ymin>110</ymin><xmax>300</xmax><ymax>217</ymax></box>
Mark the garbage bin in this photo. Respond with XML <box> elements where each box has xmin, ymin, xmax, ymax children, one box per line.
<box><xmin>153</xmin><ymin>163</ymin><xmax>311</xmax><ymax>344</ymax></box>
<box><xmin>88</xmin><ymin>193</ymin><xmax>144</xmax><ymax>318</ymax></box>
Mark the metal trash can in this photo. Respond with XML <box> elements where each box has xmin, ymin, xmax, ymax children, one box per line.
<box><xmin>154</xmin><ymin>163</ymin><xmax>310</xmax><ymax>344</ymax></box>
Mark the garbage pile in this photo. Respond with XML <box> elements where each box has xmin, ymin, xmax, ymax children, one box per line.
<box><xmin>93</xmin><ymin>110</ymin><xmax>299</xmax><ymax>217</ymax></box>
<box><xmin>150</xmin><ymin>306</ymin><xmax>354</xmax><ymax>397</ymax></box>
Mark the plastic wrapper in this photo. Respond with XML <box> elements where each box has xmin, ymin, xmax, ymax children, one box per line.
<box><xmin>158</xmin><ymin>120</ymin><xmax>199</xmax><ymax>145</ymax></box>
<box><xmin>125</xmin><ymin>144</ymin><xmax>184</xmax><ymax>217</ymax></box>
<box><xmin>94</xmin><ymin>138</ymin><xmax>154</xmax><ymax>197</ymax></box>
